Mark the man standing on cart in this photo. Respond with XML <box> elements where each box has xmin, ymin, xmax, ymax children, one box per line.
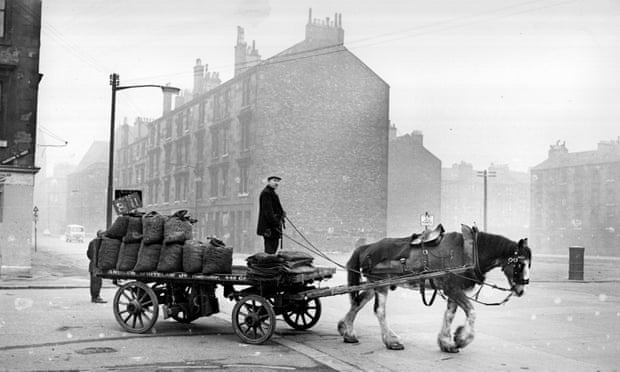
<box><xmin>257</xmin><ymin>175</ymin><xmax>286</xmax><ymax>254</ymax></box>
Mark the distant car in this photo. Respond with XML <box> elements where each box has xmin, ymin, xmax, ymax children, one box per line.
<box><xmin>65</xmin><ymin>224</ymin><xmax>85</xmax><ymax>243</ymax></box>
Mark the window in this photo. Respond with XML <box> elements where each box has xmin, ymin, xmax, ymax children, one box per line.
<box><xmin>147</xmin><ymin>183</ymin><xmax>153</xmax><ymax>205</ymax></box>
<box><xmin>164</xmin><ymin>144</ymin><xmax>171</xmax><ymax>171</ymax></box>
<box><xmin>0</xmin><ymin>0</ymin><xmax>5</xmax><ymax>38</ymax></box>
<box><xmin>175</xmin><ymin>175</ymin><xmax>181</xmax><ymax>201</ymax></box>
<box><xmin>195</xmin><ymin>169</ymin><xmax>203</xmax><ymax>200</ymax></box>
<box><xmin>184</xmin><ymin>109</ymin><xmax>190</xmax><ymax>131</ymax></box>
<box><xmin>239</xmin><ymin>164</ymin><xmax>249</xmax><ymax>195</ymax></box>
<box><xmin>165</xmin><ymin>118</ymin><xmax>172</xmax><ymax>138</ymax></box>
<box><xmin>196</xmin><ymin>130</ymin><xmax>205</xmax><ymax>162</ymax></box>
<box><xmin>211</xmin><ymin>128</ymin><xmax>219</xmax><ymax>159</ymax></box>
<box><xmin>213</xmin><ymin>93</ymin><xmax>221</xmax><ymax>121</ymax></box>
<box><xmin>240</xmin><ymin>117</ymin><xmax>250</xmax><ymax>151</ymax></box>
<box><xmin>222</xmin><ymin>126</ymin><xmax>229</xmax><ymax>156</ymax></box>
<box><xmin>176</xmin><ymin>114</ymin><xmax>183</xmax><ymax>137</ymax></box>
<box><xmin>0</xmin><ymin>184</ymin><xmax>3</xmax><ymax>222</ymax></box>
<box><xmin>221</xmin><ymin>167</ymin><xmax>228</xmax><ymax>197</ymax></box>
<box><xmin>209</xmin><ymin>167</ymin><xmax>218</xmax><ymax>197</ymax></box>
<box><xmin>176</xmin><ymin>141</ymin><xmax>183</xmax><ymax>166</ymax></box>
<box><xmin>198</xmin><ymin>102</ymin><xmax>206</xmax><ymax>124</ymax></box>
<box><xmin>242</xmin><ymin>78</ymin><xmax>251</xmax><ymax>106</ymax></box>
<box><xmin>163</xmin><ymin>178</ymin><xmax>170</xmax><ymax>202</ymax></box>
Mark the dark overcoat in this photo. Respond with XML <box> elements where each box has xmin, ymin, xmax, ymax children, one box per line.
<box><xmin>256</xmin><ymin>185</ymin><xmax>284</xmax><ymax>238</ymax></box>
<box><xmin>86</xmin><ymin>237</ymin><xmax>102</xmax><ymax>272</ymax></box>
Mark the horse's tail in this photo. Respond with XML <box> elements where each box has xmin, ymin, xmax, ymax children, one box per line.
<box><xmin>346</xmin><ymin>245</ymin><xmax>364</xmax><ymax>301</ymax></box>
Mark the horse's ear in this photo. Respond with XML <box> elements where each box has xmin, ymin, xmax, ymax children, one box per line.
<box><xmin>461</xmin><ymin>224</ymin><xmax>474</xmax><ymax>240</ymax></box>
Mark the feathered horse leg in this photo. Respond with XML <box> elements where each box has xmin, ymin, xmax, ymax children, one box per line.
<box><xmin>452</xmin><ymin>292</ymin><xmax>476</xmax><ymax>349</ymax></box>
<box><xmin>437</xmin><ymin>299</ymin><xmax>460</xmax><ymax>353</ymax></box>
<box><xmin>437</xmin><ymin>290</ymin><xmax>476</xmax><ymax>353</ymax></box>
<box><xmin>374</xmin><ymin>287</ymin><xmax>404</xmax><ymax>350</ymax></box>
<box><xmin>338</xmin><ymin>289</ymin><xmax>373</xmax><ymax>343</ymax></box>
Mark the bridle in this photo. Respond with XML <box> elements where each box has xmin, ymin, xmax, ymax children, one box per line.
<box><xmin>505</xmin><ymin>250</ymin><xmax>530</xmax><ymax>286</ymax></box>
<box><xmin>457</xmin><ymin>229</ymin><xmax>530</xmax><ymax>306</ymax></box>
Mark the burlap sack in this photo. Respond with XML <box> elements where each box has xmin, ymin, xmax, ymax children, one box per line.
<box><xmin>105</xmin><ymin>216</ymin><xmax>130</xmax><ymax>240</ymax></box>
<box><xmin>182</xmin><ymin>240</ymin><xmax>206</xmax><ymax>274</ymax></box>
<box><xmin>133</xmin><ymin>242</ymin><xmax>162</xmax><ymax>272</ymax></box>
<box><xmin>163</xmin><ymin>210</ymin><xmax>193</xmax><ymax>244</ymax></box>
<box><xmin>123</xmin><ymin>216</ymin><xmax>143</xmax><ymax>243</ymax></box>
<box><xmin>97</xmin><ymin>237</ymin><xmax>122</xmax><ymax>270</ymax></box>
<box><xmin>142</xmin><ymin>211</ymin><xmax>165</xmax><ymax>245</ymax></box>
<box><xmin>157</xmin><ymin>243</ymin><xmax>184</xmax><ymax>273</ymax></box>
<box><xmin>116</xmin><ymin>242</ymin><xmax>141</xmax><ymax>271</ymax></box>
<box><xmin>202</xmin><ymin>242</ymin><xmax>233</xmax><ymax>275</ymax></box>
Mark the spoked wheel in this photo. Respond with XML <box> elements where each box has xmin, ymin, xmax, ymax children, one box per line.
<box><xmin>232</xmin><ymin>294</ymin><xmax>276</xmax><ymax>344</ymax></box>
<box><xmin>283</xmin><ymin>298</ymin><xmax>322</xmax><ymax>330</ymax></box>
<box><xmin>171</xmin><ymin>286</ymin><xmax>201</xmax><ymax>324</ymax></box>
<box><xmin>113</xmin><ymin>281</ymin><xmax>159</xmax><ymax>333</ymax></box>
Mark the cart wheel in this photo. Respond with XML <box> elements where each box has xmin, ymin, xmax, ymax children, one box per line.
<box><xmin>113</xmin><ymin>281</ymin><xmax>159</xmax><ymax>333</ymax></box>
<box><xmin>283</xmin><ymin>298</ymin><xmax>322</xmax><ymax>330</ymax></box>
<box><xmin>171</xmin><ymin>286</ymin><xmax>201</xmax><ymax>324</ymax></box>
<box><xmin>232</xmin><ymin>294</ymin><xmax>276</xmax><ymax>344</ymax></box>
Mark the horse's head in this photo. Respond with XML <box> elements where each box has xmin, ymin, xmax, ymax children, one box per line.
<box><xmin>501</xmin><ymin>238</ymin><xmax>531</xmax><ymax>297</ymax></box>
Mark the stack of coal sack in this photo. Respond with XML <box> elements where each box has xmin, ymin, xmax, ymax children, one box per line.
<box><xmin>95</xmin><ymin>209</ymin><xmax>232</xmax><ymax>275</ymax></box>
<box><xmin>246</xmin><ymin>250</ymin><xmax>315</xmax><ymax>280</ymax></box>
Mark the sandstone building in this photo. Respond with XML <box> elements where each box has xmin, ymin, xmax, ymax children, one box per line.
<box><xmin>115</xmin><ymin>10</ymin><xmax>390</xmax><ymax>252</ymax></box>
<box><xmin>531</xmin><ymin>140</ymin><xmax>620</xmax><ymax>255</ymax></box>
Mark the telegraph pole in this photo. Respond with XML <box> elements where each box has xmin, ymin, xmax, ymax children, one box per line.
<box><xmin>476</xmin><ymin>169</ymin><xmax>496</xmax><ymax>231</ymax></box>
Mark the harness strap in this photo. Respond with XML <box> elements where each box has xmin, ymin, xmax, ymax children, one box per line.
<box><xmin>420</xmin><ymin>278</ymin><xmax>438</xmax><ymax>306</ymax></box>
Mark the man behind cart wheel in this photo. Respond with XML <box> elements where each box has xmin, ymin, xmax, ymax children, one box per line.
<box><xmin>87</xmin><ymin>230</ymin><xmax>106</xmax><ymax>303</ymax></box>
<box><xmin>256</xmin><ymin>175</ymin><xmax>286</xmax><ymax>254</ymax></box>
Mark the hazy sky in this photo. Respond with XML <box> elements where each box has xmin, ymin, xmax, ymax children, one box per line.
<box><xmin>37</xmin><ymin>0</ymin><xmax>620</xmax><ymax>174</ymax></box>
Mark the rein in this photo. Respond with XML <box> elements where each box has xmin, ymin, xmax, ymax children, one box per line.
<box><xmin>282</xmin><ymin>217</ymin><xmax>519</xmax><ymax>306</ymax></box>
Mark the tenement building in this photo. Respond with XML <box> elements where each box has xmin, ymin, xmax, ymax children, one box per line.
<box><xmin>387</xmin><ymin>128</ymin><xmax>441</xmax><ymax>236</ymax></box>
<box><xmin>531</xmin><ymin>140</ymin><xmax>620</xmax><ymax>255</ymax></box>
<box><xmin>115</xmin><ymin>10</ymin><xmax>390</xmax><ymax>252</ymax></box>
<box><xmin>0</xmin><ymin>0</ymin><xmax>42</xmax><ymax>277</ymax></box>
<box><xmin>441</xmin><ymin>162</ymin><xmax>529</xmax><ymax>238</ymax></box>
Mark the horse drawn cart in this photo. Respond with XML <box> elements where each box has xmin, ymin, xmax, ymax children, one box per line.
<box><xmin>96</xmin><ymin>265</ymin><xmax>338</xmax><ymax>344</ymax></box>
<box><xmin>96</xmin><ymin>262</ymin><xmax>473</xmax><ymax>345</ymax></box>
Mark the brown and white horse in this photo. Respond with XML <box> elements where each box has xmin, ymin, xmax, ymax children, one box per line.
<box><xmin>337</xmin><ymin>225</ymin><xmax>531</xmax><ymax>352</ymax></box>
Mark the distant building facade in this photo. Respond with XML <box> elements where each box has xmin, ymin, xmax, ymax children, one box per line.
<box><xmin>115</xmin><ymin>10</ymin><xmax>389</xmax><ymax>252</ymax></box>
<box><xmin>0</xmin><ymin>0</ymin><xmax>42</xmax><ymax>277</ymax></box>
<box><xmin>66</xmin><ymin>142</ymin><xmax>108</xmax><ymax>235</ymax></box>
<box><xmin>441</xmin><ymin>162</ymin><xmax>529</xmax><ymax>238</ymax></box>
<box><xmin>387</xmin><ymin>128</ymin><xmax>441</xmax><ymax>236</ymax></box>
<box><xmin>34</xmin><ymin>163</ymin><xmax>74</xmax><ymax>236</ymax></box>
<box><xmin>531</xmin><ymin>140</ymin><xmax>620</xmax><ymax>255</ymax></box>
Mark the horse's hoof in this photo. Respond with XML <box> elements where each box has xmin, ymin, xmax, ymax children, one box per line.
<box><xmin>386</xmin><ymin>342</ymin><xmax>405</xmax><ymax>350</ymax></box>
<box><xmin>454</xmin><ymin>326</ymin><xmax>474</xmax><ymax>348</ymax></box>
<box><xmin>343</xmin><ymin>335</ymin><xmax>359</xmax><ymax>343</ymax></box>
<box><xmin>439</xmin><ymin>343</ymin><xmax>460</xmax><ymax>353</ymax></box>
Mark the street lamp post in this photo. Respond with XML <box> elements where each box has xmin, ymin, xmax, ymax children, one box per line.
<box><xmin>107</xmin><ymin>73</ymin><xmax>180</xmax><ymax>228</ymax></box>
<box><xmin>33</xmin><ymin>206</ymin><xmax>39</xmax><ymax>252</ymax></box>
<box><xmin>476</xmin><ymin>169</ymin><xmax>496</xmax><ymax>231</ymax></box>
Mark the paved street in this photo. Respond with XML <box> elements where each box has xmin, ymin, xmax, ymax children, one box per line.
<box><xmin>1</xmin><ymin>236</ymin><xmax>619</xmax><ymax>371</ymax></box>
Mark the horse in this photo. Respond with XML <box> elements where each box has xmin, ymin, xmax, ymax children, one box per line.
<box><xmin>337</xmin><ymin>224</ymin><xmax>531</xmax><ymax>352</ymax></box>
